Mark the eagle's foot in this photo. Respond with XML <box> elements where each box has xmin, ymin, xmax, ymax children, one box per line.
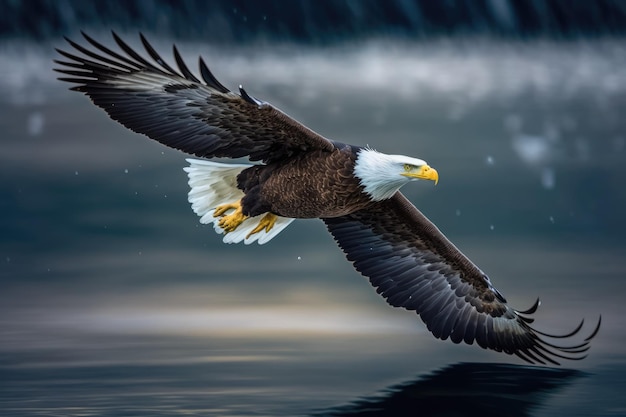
<box><xmin>246</xmin><ymin>213</ymin><xmax>278</xmax><ymax>239</ymax></box>
<box><xmin>214</xmin><ymin>201</ymin><xmax>248</xmax><ymax>233</ymax></box>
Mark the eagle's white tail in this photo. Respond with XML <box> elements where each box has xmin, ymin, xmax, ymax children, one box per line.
<box><xmin>183</xmin><ymin>158</ymin><xmax>294</xmax><ymax>245</ymax></box>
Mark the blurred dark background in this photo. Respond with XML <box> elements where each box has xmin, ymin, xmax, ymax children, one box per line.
<box><xmin>3</xmin><ymin>0</ymin><xmax>626</xmax><ymax>43</ymax></box>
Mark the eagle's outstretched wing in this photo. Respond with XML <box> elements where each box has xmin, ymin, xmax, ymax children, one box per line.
<box><xmin>54</xmin><ymin>32</ymin><xmax>336</xmax><ymax>163</ymax></box>
<box><xmin>324</xmin><ymin>193</ymin><xmax>601</xmax><ymax>365</ymax></box>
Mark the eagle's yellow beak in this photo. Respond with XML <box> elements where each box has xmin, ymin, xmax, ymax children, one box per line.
<box><xmin>402</xmin><ymin>164</ymin><xmax>439</xmax><ymax>184</ymax></box>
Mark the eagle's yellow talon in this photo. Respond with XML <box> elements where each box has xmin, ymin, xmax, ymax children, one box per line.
<box><xmin>213</xmin><ymin>202</ymin><xmax>240</xmax><ymax>218</ymax></box>
<box><xmin>214</xmin><ymin>201</ymin><xmax>248</xmax><ymax>233</ymax></box>
<box><xmin>246</xmin><ymin>213</ymin><xmax>278</xmax><ymax>239</ymax></box>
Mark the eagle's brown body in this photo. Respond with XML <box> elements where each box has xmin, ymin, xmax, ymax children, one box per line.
<box><xmin>238</xmin><ymin>146</ymin><xmax>367</xmax><ymax>219</ymax></box>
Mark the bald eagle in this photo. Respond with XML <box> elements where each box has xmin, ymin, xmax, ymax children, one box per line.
<box><xmin>55</xmin><ymin>32</ymin><xmax>600</xmax><ymax>365</ymax></box>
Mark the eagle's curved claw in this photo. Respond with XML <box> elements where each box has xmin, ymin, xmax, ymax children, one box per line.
<box><xmin>214</xmin><ymin>201</ymin><xmax>248</xmax><ymax>232</ymax></box>
<box><xmin>246</xmin><ymin>213</ymin><xmax>278</xmax><ymax>239</ymax></box>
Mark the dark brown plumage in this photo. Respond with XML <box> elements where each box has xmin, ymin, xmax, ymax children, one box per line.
<box><xmin>238</xmin><ymin>147</ymin><xmax>369</xmax><ymax>219</ymax></box>
<box><xmin>54</xmin><ymin>32</ymin><xmax>600</xmax><ymax>365</ymax></box>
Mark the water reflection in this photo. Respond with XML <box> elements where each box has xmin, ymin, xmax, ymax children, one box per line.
<box><xmin>317</xmin><ymin>362</ymin><xmax>583</xmax><ymax>417</ymax></box>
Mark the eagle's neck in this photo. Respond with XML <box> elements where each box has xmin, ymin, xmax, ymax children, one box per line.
<box><xmin>353</xmin><ymin>148</ymin><xmax>408</xmax><ymax>201</ymax></box>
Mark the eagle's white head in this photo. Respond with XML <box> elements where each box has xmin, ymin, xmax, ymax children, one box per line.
<box><xmin>354</xmin><ymin>147</ymin><xmax>439</xmax><ymax>201</ymax></box>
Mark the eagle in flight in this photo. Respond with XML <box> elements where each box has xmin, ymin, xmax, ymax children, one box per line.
<box><xmin>55</xmin><ymin>32</ymin><xmax>600</xmax><ymax>365</ymax></box>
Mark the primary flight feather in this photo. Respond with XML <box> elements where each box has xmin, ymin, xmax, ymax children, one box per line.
<box><xmin>54</xmin><ymin>32</ymin><xmax>600</xmax><ymax>365</ymax></box>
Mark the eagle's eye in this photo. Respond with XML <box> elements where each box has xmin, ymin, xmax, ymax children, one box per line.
<box><xmin>403</xmin><ymin>164</ymin><xmax>413</xmax><ymax>172</ymax></box>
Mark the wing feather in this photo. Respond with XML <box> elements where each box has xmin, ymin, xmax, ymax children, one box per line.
<box><xmin>54</xmin><ymin>32</ymin><xmax>336</xmax><ymax>163</ymax></box>
<box><xmin>172</xmin><ymin>45</ymin><xmax>202</xmax><ymax>83</ymax></box>
<box><xmin>324</xmin><ymin>193</ymin><xmax>600</xmax><ymax>364</ymax></box>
